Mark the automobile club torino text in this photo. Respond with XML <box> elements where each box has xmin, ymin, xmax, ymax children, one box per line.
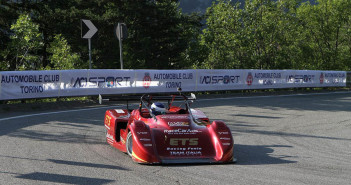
<box><xmin>1</xmin><ymin>74</ymin><xmax>60</xmax><ymax>94</ymax></box>
<box><xmin>153</xmin><ymin>73</ymin><xmax>193</xmax><ymax>89</ymax></box>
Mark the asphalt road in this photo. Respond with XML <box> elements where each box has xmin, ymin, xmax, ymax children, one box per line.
<box><xmin>1</xmin><ymin>92</ymin><xmax>351</xmax><ymax>185</ymax></box>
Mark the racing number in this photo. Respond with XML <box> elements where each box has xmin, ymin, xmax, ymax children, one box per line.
<box><xmin>105</xmin><ymin>115</ymin><xmax>112</xmax><ymax>126</ymax></box>
<box><xmin>170</xmin><ymin>138</ymin><xmax>198</xmax><ymax>146</ymax></box>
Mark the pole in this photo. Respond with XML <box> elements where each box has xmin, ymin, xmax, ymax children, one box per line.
<box><xmin>88</xmin><ymin>38</ymin><xmax>92</xmax><ymax>69</ymax></box>
<box><xmin>119</xmin><ymin>24</ymin><xmax>123</xmax><ymax>69</ymax></box>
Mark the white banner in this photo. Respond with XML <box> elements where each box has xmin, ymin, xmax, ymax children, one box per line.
<box><xmin>0</xmin><ymin>69</ymin><xmax>346</xmax><ymax>100</ymax></box>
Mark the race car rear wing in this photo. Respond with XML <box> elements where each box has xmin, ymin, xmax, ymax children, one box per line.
<box><xmin>99</xmin><ymin>92</ymin><xmax>197</xmax><ymax>121</ymax></box>
<box><xmin>98</xmin><ymin>93</ymin><xmax>196</xmax><ymax>104</ymax></box>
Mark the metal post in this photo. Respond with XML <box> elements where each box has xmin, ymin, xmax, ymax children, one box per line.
<box><xmin>119</xmin><ymin>24</ymin><xmax>123</xmax><ymax>69</ymax></box>
<box><xmin>88</xmin><ymin>38</ymin><xmax>92</xmax><ymax>69</ymax></box>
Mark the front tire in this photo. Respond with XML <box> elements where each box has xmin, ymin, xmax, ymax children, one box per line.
<box><xmin>126</xmin><ymin>131</ymin><xmax>133</xmax><ymax>157</ymax></box>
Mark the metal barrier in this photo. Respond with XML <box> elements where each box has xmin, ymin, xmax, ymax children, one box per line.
<box><xmin>347</xmin><ymin>72</ymin><xmax>351</xmax><ymax>87</ymax></box>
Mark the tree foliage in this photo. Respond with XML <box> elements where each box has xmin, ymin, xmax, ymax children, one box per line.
<box><xmin>0</xmin><ymin>0</ymin><xmax>202</xmax><ymax>70</ymax></box>
<box><xmin>46</xmin><ymin>34</ymin><xmax>81</xmax><ymax>70</ymax></box>
<box><xmin>1</xmin><ymin>0</ymin><xmax>350</xmax><ymax>71</ymax></box>
<box><xmin>5</xmin><ymin>13</ymin><xmax>43</xmax><ymax>70</ymax></box>
<box><xmin>197</xmin><ymin>0</ymin><xmax>351</xmax><ymax>70</ymax></box>
<box><xmin>296</xmin><ymin>0</ymin><xmax>351</xmax><ymax>70</ymax></box>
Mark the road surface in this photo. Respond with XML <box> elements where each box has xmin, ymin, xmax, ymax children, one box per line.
<box><xmin>1</xmin><ymin>92</ymin><xmax>350</xmax><ymax>185</ymax></box>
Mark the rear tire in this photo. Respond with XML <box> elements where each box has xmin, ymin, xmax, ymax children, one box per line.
<box><xmin>126</xmin><ymin>132</ymin><xmax>133</xmax><ymax>157</ymax></box>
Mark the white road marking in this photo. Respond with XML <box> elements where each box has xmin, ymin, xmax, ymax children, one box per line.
<box><xmin>0</xmin><ymin>91</ymin><xmax>349</xmax><ymax>122</ymax></box>
<box><xmin>198</xmin><ymin>91</ymin><xmax>351</xmax><ymax>101</ymax></box>
<box><xmin>0</xmin><ymin>105</ymin><xmax>123</xmax><ymax>122</ymax></box>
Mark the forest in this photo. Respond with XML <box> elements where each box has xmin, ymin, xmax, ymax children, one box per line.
<box><xmin>0</xmin><ymin>0</ymin><xmax>350</xmax><ymax>71</ymax></box>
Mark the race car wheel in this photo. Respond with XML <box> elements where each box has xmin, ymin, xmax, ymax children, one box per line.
<box><xmin>126</xmin><ymin>131</ymin><xmax>133</xmax><ymax>157</ymax></box>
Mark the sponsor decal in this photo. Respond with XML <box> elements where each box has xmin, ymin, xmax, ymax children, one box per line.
<box><xmin>218</xmin><ymin>131</ymin><xmax>229</xmax><ymax>135</ymax></box>
<box><xmin>324</xmin><ymin>72</ymin><xmax>345</xmax><ymax>84</ymax></box>
<box><xmin>170</xmin><ymin>138</ymin><xmax>198</xmax><ymax>146</ymax></box>
<box><xmin>168</xmin><ymin>121</ymin><xmax>189</xmax><ymax>127</ymax></box>
<box><xmin>167</xmin><ymin>147</ymin><xmax>187</xmax><ymax>151</ymax></box>
<box><xmin>286</xmin><ymin>75</ymin><xmax>315</xmax><ymax>83</ymax></box>
<box><xmin>106</xmin><ymin>77</ymin><xmax>114</xmax><ymax>87</ymax></box>
<box><xmin>143</xmin><ymin>73</ymin><xmax>151</xmax><ymax>89</ymax></box>
<box><xmin>261</xmin><ymin>79</ymin><xmax>273</xmax><ymax>85</ymax></box>
<box><xmin>167</xmin><ymin>147</ymin><xmax>203</xmax><ymax>156</ymax></box>
<box><xmin>167</xmin><ymin>147</ymin><xmax>202</xmax><ymax>152</ymax></box>
<box><xmin>160</xmin><ymin>115</ymin><xmax>189</xmax><ymax>119</ymax></box>
<box><xmin>106</xmin><ymin>133</ymin><xmax>114</xmax><ymax>140</ymax></box>
<box><xmin>320</xmin><ymin>73</ymin><xmax>324</xmax><ymax>84</ymax></box>
<box><xmin>170</xmin><ymin>151</ymin><xmax>202</xmax><ymax>156</ymax></box>
<box><xmin>184</xmin><ymin>151</ymin><xmax>202</xmax><ymax>155</ymax></box>
<box><xmin>137</xmin><ymin>131</ymin><xmax>148</xmax><ymax>135</ymax></box>
<box><xmin>120</xmin><ymin>137</ymin><xmax>125</xmax><ymax>144</ymax></box>
<box><xmin>105</xmin><ymin>115</ymin><xmax>112</xmax><ymax>127</ymax></box>
<box><xmin>324</xmin><ymin>73</ymin><xmax>345</xmax><ymax>78</ymax></box>
<box><xmin>220</xmin><ymin>137</ymin><xmax>231</xmax><ymax>140</ymax></box>
<box><xmin>246</xmin><ymin>72</ymin><xmax>253</xmax><ymax>86</ymax></box>
<box><xmin>20</xmin><ymin>86</ymin><xmax>43</xmax><ymax>94</ymax></box>
<box><xmin>140</xmin><ymin>138</ymin><xmax>151</xmax><ymax>141</ymax></box>
<box><xmin>199</xmin><ymin>75</ymin><xmax>240</xmax><ymax>84</ymax></box>
<box><xmin>254</xmin><ymin>73</ymin><xmax>281</xmax><ymax>79</ymax></box>
<box><xmin>0</xmin><ymin>74</ymin><xmax>58</xmax><ymax>94</ymax></box>
<box><xmin>223</xmin><ymin>143</ymin><xmax>231</xmax><ymax>146</ymax></box>
<box><xmin>153</xmin><ymin>72</ymin><xmax>193</xmax><ymax>89</ymax></box>
<box><xmin>115</xmin><ymin>109</ymin><xmax>125</xmax><ymax>113</ymax></box>
<box><xmin>165</xmin><ymin>81</ymin><xmax>181</xmax><ymax>89</ymax></box>
<box><xmin>153</xmin><ymin>73</ymin><xmax>193</xmax><ymax>80</ymax></box>
<box><xmin>72</xmin><ymin>76</ymin><xmax>130</xmax><ymax>88</ymax></box>
<box><xmin>1</xmin><ymin>74</ymin><xmax>59</xmax><ymax>83</ymax></box>
<box><xmin>254</xmin><ymin>73</ymin><xmax>282</xmax><ymax>86</ymax></box>
<box><xmin>164</xmin><ymin>129</ymin><xmax>202</xmax><ymax>135</ymax></box>
<box><xmin>144</xmin><ymin>144</ymin><xmax>152</xmax><ymax>147</ymax></box>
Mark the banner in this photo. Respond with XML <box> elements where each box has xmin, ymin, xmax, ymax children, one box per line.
<box><xmin>0</xmin><ymin>69</ymin><xmax>346</xmax><ymax>100</ymax></box>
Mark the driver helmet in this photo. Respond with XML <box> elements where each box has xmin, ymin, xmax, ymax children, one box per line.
<box><xmin>151</xmin><ymin>102</ymin><xmax>166</xmax><ymax>115</ymax></box>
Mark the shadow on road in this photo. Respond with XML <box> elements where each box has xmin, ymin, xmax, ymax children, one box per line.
<box><xmin>16</xmin><ymin>172</ymin><xmax>115</xmax><ymax>185</ymax></box>
<box><xmin>234</xmin><ymin>144</ymin><xmax>296</xmax><ymax>165</ymax></box>
<box><xmin>47</xmin><ymin>159</ymin><xmax>130</xmax><ymax>170</ymax></box>
<box><xmin>0</xmin><ymin>154</ymin><xmax>130</xmax><ymax>171</ymax></box>
<box><xmin>6</xmin><ymin>128</ymin><xmax>105</xmax><ymax>144</ymax></box>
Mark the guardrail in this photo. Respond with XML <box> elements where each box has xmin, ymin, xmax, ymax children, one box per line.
<box><xmin>0</xmin><ymin>69</ymin><xmax>347</xmax><ymax>100</ymax></box>
<box><xmin>347</xmin><ymin>72</ymin><xmax>351</xmax><ymax>88</ymax></box>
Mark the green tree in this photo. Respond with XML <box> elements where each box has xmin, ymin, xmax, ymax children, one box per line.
<box><xmin>1</xmin><ymin>0</ymin><xmax>201</xmax><ymax>70</ymax></box>
<box><xmin>296</xmin><ymin>0</ymin><xmax>351</xmax><ymax>70</ymax></box>
<box><xmin>46</xmin><ymin>34</ymin><xmax>81</xmax><ymax>70</ymax></box>
<box><xmin>199</xmin><ymin>0</ymin><xmax>299</xmax><ymax>69</ymax></box>
<box><xmin>0</xmin><ymin>1</ymin><xmax>17</xmax><ymax>70</ymax></box>
<box><xmin>122</xmin><ymin>0</ymin><xmax>202</xmax><ymax>69</ymax></box>
<box><xmin>198</xmin><ymin>0</ymin><xmax>351</xmax><ymax>70</ymax></box>
<box><xmin>5</xmin><ymin>13</ymin><xmax>43</xmax><ymax>70</ymax></box>
<box><xmin>180</xmin><ymin>12</ymin><xmax>206</xmax><ymax>69</ymax></box>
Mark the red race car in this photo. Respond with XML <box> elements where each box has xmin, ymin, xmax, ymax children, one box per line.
<box><xmin>100</xmin><ymin>92</ymin><xmax>234</xmax><ymax>164</ymax></box>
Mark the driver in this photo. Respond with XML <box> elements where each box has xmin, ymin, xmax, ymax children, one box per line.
<box><xmin>151</xmin><ymin>102</ymin><xmax>166</xmax><ymax>115</ymax></box>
